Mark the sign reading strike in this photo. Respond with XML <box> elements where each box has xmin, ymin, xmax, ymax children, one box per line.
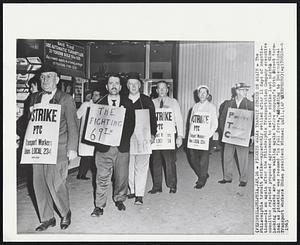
<box><xmin>130</xmin><ymin>109</ymin><xmax>152</xmax><ymax>155</ymax></box>
<box><xmin>44</xmin><ymin>40</ymin><xmax>85</xmax><ymax>77</ymax></box>
<box><xmin>187</xmin><ymin>112</ymin><xmax>211</xmax><ymax>150</ymax></box>
<box><xmin>222</xmin><ymin>108</ymin><xmax>254</xmax><ymax>147</ymax></box>
<box><xmin>152</xmin><ymin>108</ymin><xmax>175</xmax><ymax>150</ymax></box>
<box><xmin>21</xmin><ymin>104</ymin><xmax>61</xmax><ymax>164</ymax></box>
<box><xmin>84</xmin><ymin>104</ymin><xmax>126</xmax><ymax>146</ymax></box>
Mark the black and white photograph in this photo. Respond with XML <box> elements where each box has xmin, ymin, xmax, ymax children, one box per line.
<box><xmin>3</xmin><ymin>3</ymin><xmax>297</xmax><ymax>242</ymax></box>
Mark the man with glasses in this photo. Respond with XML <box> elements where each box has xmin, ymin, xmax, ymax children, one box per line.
<box><xmin>29</xmin><ymin>63</ymin><xmax>79</xmax><ymax>231</ymax></box>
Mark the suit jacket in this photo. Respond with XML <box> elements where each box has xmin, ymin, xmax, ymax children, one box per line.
<box><xmin>30</xmin><ymin>90</ymin><xmax>79</xmax><ymax>162</ymax></box>
<box><xmin>94</xmin><ymin>95</ymin><xmax>135</xmax><ymax>153</ymax></box>
<box><xmin>130</xmin><ymin>93</ymin><xmax>157</xmax><ymax>137</ymax></box>
<box><xmin>219</xmin><ymin>97</ymin><xmax>254</xmax><ymax>137</ymax></box>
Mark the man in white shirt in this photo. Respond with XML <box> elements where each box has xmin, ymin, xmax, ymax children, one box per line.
<box><xmin>90</xmin><ymin>74</ymin><xmax>135</xmax><ymax>217</ymax></box>
<box><xmin>76</xmin><ymin>89</ymin><xmax>101</xmax><ymax>180</ymax></box>
<box><xmin>149</xmin><ymin>81</ymin><xmax>184</xmax><ymax>194</ymax></box>
<box><xmin>188</xmin><ymin>85</ymin><xmax>218</xmax><ymax>189</ymax></box>
<box><xmin>29</xmin><ymin>64</ymin><xmax>79</xmax><ymax>231</ymax></box>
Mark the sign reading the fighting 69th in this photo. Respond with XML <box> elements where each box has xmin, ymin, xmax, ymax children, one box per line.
<box><xmin>222</xmin><ymin>108</ymin><xmax>253</xmax><ymax>147</ymax></box>
<box><xmin>152</xmin><ymin>108</ymin><xmax>175</xmax><ymax>150</ymax></box>
<box><xmin>130</xmin><ymin>109</ymin><xmax>152</xmax><ymax>155</ymax></box>
<box><xmin>21</xmin><ymin>104</ymin><xmax>61</xmax><ymax>164</ymax></box>
<box><xmin>84</xmin><ymin>104</ymin><xmax>126</xmax><ymax>146</ymax></box>
<box><xmin>187</xmin><ymin>112</ymin><xmax>211</xmax><ymax>150</ymax></box>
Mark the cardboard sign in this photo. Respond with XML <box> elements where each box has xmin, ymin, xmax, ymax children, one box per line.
<box><xmin>130</xmin><ymin>109</ymin><xmax>152</xmax><ymax>155</ymax></box>
<box><xmin>187</xmin><ymin>112</ymin><xmax>211</xmax><ymax>150</ymax></box>
<box><xmin>84</xmin><ymin>104</ymin><xmax>126</xmax><ymax>146</ymax></box>
<box><xmin>152</xmin><ymin>108</ymin><xmax>176</xmax><ymax>150</ymax></box>
<box><xmin>222</xmin><ymin>108</ymin><xmax>253</xmax><ymax>147</ymax></box>
<box><xmin>21</xmin><ymin>104</ymin><xmax>61</xmax><ymax>164</ymax></box>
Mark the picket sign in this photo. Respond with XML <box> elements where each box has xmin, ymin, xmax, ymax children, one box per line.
<box><xmin>152</xmin><ymin>108</ymin><xmax>175</xmax><ymax>150</ymax></box>
<box><xmin>21</xmin><ymin>103</ymin><xmax>61</xmax><ymax>164</ymax></box>
<box><xmin>84</xmin><ymin>104</ymin><xmax>126</xmax><ymax>146</ymax></box>
<box><xmin>222</xmin><ymin>108</ymin><xmax>253</xmax><ymax>147</ymax></box>
<box><xmin>130</xmin><ymin>109</ymin><xmax>152</xmax><ymax>155</ymax></box>
<box><xmin>187</xmin><ymin>112</ymin><xmax>211</xmax><ymax>151</ymax></box>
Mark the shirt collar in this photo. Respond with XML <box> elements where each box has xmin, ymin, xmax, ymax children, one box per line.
<box><xmin>235</xmin><ymin>97</ymin><xmax>243</xmax><ymax>104</ymax></box>
<box><xmin>129</xmin><ymin>93</ymin><xmax>140</xmax><ymax>101</ymax></box>
<box><xmin>108</xmin><ymin>94</ymin><xmax>120</xmax><ymax>101</ymax></box>
<box><xmin>198</xmin><ymin>100</ymin><xmax>208</xmax><ymax>105</ymax></box>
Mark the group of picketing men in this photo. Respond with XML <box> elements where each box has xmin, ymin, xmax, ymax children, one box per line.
<box><xmin>19</xmin><ymin>63</ymin><xmax>254</xmax><ymax>231</ymax></box>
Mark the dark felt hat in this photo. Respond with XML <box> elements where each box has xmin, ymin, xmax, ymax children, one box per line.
<box><xmin>38</xmin><ymin>62</ymin><xmax>59</xmax><ymax>75</ymax></box>
<box><xmin>235</xmin><ymin>82</ymin><xmax>250</xmax><ymax>89</ymax></box>
<box><xmin>126</xmin><ymin>72</ymin><xmax>142</xmax><ymax>83</ymax></box>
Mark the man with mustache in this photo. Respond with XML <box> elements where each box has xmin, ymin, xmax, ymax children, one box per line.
<box><xmin>90</xmin><ymin>74</ymin><xmax>135</xmax><ymax>217</ymax></box>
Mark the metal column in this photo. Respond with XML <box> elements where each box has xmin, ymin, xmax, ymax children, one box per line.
<box><xmin>145</xmin><ymin>41</ymin><xmax>150</xmax><ymax>79</ymax></box>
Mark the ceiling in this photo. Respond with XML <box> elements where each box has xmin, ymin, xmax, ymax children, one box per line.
<box><xmin>17</xmin><ymin>39</ymin><xmax>176</xmax><ymax>64</ymax></box>
<box><xmin>73</xmin><ymin>40</ymin><xmax>176</xmax><ymax>63</ymax></box>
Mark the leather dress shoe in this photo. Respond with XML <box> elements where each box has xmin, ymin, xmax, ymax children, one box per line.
<box><xmin>35</xmin><ymin>217</ymin><xmax>56</xmax><ymax>231</ymax></box>
<box><xmin>169</xmin><ymin>187</ymin><xmax>177</xmax><ymax>193</ymax></box>
<box><xmin>134</xmin><ymin>196</ymin><xmax>143</xmax><ymax>205</ymax></box>
<box><xmin>194</xmin><ymin>183</ymin><xmax>205</xmax><ymax>189</ymax></box>
<box><xmin>196</xmin><ymin>174</ymin><xmax>210</xmax><ymax>184</ymax></box>
<box><xmin>60</xmin><ymin>210</ymin><xmax>71</xmax><ymax>230</ymax></box>
<box><xmin>127</xmin><ymin>193</ymin><xmax>135</xmax><ymax>199</ymax></box>
<box><xmin>218</xmin><ymin>179</ymin><xmax>232</xmax><ymax>184</ymax></box>
<box><xmin>239</xmin><ymin>181</ymin><xmax>247</xmax><ymax>187</ymax></box>
<box><xmin>115</xmin><ymin>201</ymin><xmax>126</xmax><ymax>211</ymax></box>
<box><xmin>148</xmin><ymin>188</ymin><xmax>162</xmax><ymax>194</ymax></box>
<box><xmin>91</xmin><ymin>207</ymin><xmax>104</xmax><ymax>217</ymax></box>
<box><xmin>77</xmin><ymin>175</ymin><xmax>90</xmax><ymax>180</ymax></box>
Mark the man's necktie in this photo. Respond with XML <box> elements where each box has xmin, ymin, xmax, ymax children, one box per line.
<box><xmin>112</xmin><ymin>99</ymin><xmax>116</xmax><ymax>106</ymax></box>
<box><xmin>42</xmin><ymin>91</ymin><xmax>52</xmax><ymax>95</ymax></box>
<box><xmin>160</xmin><ymin>99</ymin><xmax>164</xmax><ymax>108</ymax></box>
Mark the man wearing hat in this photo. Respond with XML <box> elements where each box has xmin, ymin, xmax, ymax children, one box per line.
<box><xmin>126</xmin><ymin>72</ymin><xmax>157</xmax><ymax>205</ymax></box>
<box><xmin>29</xmin><ymin>63</ymin><xmax>79</xmax><ymax>231</ymax></box>
<box><xmin>188</xmin><ymin>85</ymin><xmax>218</xmax><ymax>189</ymax></box>
<box><xmin>218</xmin><ymin>82</ymin><xmax>254</xmax><ymax>187</ymax></box>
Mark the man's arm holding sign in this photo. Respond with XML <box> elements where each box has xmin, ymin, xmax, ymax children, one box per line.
<box><xmin>173</xmin><ymin>99</ymin><xmax>184</xmax><ymax>148</ymax></box>
<box><xmin>123</xmin><ymin>99</ymin><xmax>136</xmax><ymax>142</ymax></box>
<box><xmin>209</xmin><ymin>104</ymin><xmax>218</xmax><ymax>138</ymax></box>
<box><xmin>148</xmin><ymin>97</ymin><xmax>158</xmax><ymax>144</ymax></box>
<box><xmin>64</xmin><ymin>95</ymin><xmax>80</xmax><ymax>160</ymax></box>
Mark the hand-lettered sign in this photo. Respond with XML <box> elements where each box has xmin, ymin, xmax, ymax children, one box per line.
<box><xmin>130</xmin><ymin>109</ymin><xmax>152</xmax><ymax>155</ymax></box>
<box><xmin>222</xmin><ymin>108</ymin><xmax>253</xmax><ymax>147</ymax></box>
<box><xmin>84</xmin><ymin>104</ymin><xmax>126</xmax><ymax>146</ymax></box>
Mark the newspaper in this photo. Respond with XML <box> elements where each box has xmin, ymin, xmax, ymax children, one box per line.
<box><xmin>3</xmin><ymin>3</ymin><xmax>296</xmax><ymax>242</ymax></box>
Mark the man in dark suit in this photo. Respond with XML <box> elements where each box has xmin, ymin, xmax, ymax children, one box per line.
<box><xmin>29</xmin><ymin>64</ymin><xmax>79</xmax><ymax>231</ymax></box>
<box><xmin>218</xmin><ymin>82</ymin><xmax>254</xmax><ymax>187</ymax></box>
<box><xmin>91</xmin><ymin>74</ymin><xmax>135</xmax><ymax>217</ymax></box>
